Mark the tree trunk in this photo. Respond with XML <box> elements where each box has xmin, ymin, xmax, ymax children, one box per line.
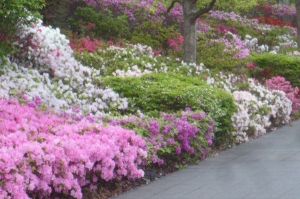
<box><xmin>182</xmin><ymin>0</ymin><xmax>197</xmax><ymax>64</ymax></box>
<box><xmin>296</xmin><ymin>0</ymin><xmax>300</xmax><ymax>49</ymax></box>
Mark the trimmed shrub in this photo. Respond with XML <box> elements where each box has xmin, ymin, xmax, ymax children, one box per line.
<box><xmin>103</xmin><ymin>73</ymin><xmax>237</xmax><ymax>145</ymax></box>
<box><xmin>250</xmin><ymin>53</ymin><xmax>300</xmax><ymax>87</ymax></box>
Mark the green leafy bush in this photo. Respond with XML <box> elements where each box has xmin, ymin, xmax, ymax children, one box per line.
<box><xmin>0</xmin><ymin>0</ymin><xmax>44</xmax><ymax>57</ymax></box>
<box><xmin>102</xmin><ymin>73</ymin><xmax>237</xmax><ymax>144</ymax></box>
<box><xmin>250</xmin><ymin>53</ymin><xmax>300</xmax><ymax>87</ymax></box>
<box><xmin>196</xmin><ymin>34</ymin><xmax>248</xmax><ymax>74</ymax></box>
<box><xmin>131</xmin><ymin>20</ymin><xmax>179</xmax><ymax>53</ymax></box>
<box><xmin>68</xmin><ymin>5</ymin><xmax>131</xmax><ymax>40</ymax></box>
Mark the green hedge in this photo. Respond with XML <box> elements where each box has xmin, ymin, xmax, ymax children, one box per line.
<box><xmin>250</xmin><ymin>53</ymin><xmax>300</xmax><ymax>87</ymax></box>
<box><xmin>102</xmin><ymin>73</ymin><xmax>237</xmax><ymax>145</ymax></box>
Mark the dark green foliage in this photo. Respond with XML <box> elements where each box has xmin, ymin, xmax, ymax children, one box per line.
<box><xmin>131</xmin><ymin>20</ymin><xmax>179</xmax><ymax>53</ymax></box>
<box><xmin>103</xmin><ymin>73</ymin><xmax>237</xmax><ymax>145</ymax></box>
<box><xmin>250</xmin><ymin>53</ymin><xmax>300</xmax><ymax>87</ymax></box>
<box><xmin>0</xmin><ymin>0</ymin><xmax>45</xmax><ymax>57</ymax></box>
<box><xmin>68</xmin><ymin>5</ymin><xmax>131</xmax><ymax>40</ymax></box>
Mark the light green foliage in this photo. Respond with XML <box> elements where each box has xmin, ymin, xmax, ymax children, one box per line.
<box><xmin>0</xmin><ymin>0</ymin><xmax>45</xmax><ymax>57</ymax></box>
<box><xmin>103</xmin><ymin>73</ymin><xmax>237</xmax><ymax>143</ymax></box>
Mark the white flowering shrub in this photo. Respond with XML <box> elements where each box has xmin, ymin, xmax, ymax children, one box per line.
<box><xmin>207</xmin><ymin>73</ymin><xmax>292</xmax><ymax>143</ymax></box>
<box><xmin>4</xmin><ymin>19</ymin><xmax>128</xmax><ymax>116</ymax></box>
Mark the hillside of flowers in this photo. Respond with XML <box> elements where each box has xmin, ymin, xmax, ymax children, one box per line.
<box><xmin>1</xmin><ymin>0</ymin><xmax>300</xmax><ymax>198</ymax></box>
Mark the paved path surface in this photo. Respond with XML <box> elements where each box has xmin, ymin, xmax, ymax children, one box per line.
<box><xmin>114</xmin><ymin>120</ymin><xmax>300</xmax><ymax>199</ymax></box>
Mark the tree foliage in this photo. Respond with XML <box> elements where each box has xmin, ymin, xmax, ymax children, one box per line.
<box><xmin>0</xmin><ymin>0</ymin><xmax>45</xmax><ymax>57</ymax></box>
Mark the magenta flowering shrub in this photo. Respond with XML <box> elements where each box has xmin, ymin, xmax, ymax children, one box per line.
<box><xmin>168</xmin><ymin>34</ymin><xmax>184</xmax><ymax>51</ymax></box>
<box><xmin>211</xmin><ymin>32</ymin><xmax>250</xmax><ymax>58</ymax></box>
<box><xmin>0</xmin><ymin>98</ymin><xmax>146</xmax><ymax>199</ymax></box>
<box><xmin>266</xmin><ymin>76</ymin><xmax>300</xmax><ymax>114</ymax></box>
<box><xmin>108</xmin><ymin>108</ymin><xmax>214</xmax><ymax>166</ymax></box>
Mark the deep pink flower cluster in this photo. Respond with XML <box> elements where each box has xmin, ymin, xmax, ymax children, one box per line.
<box><xmin>109</xmin><ymin>108</ymin><xmax>214</xmax><ymax>165</ymax></box>
<box><xmin>70</xmin><ymin>36</ymin><xmax>103</xmax><ymax>53</ymax></box>
<box><xmin>215</xmin><ymin>24</ymin><xmax>239</xmax><ymax>35</ymax></box>
<box><xmin>168</xmin><ymin>34</ymin><xmax>184</xmax><ymax>51</ymax></box>
<box><xmin>266</xmin><ymin>76</ymin><xmax>300</xmax><ymax>114</ymax></box>
<box><xmin>0</xmin><ymin>98</ymin><xmax>146</xmax><ymax>199</ymax></box>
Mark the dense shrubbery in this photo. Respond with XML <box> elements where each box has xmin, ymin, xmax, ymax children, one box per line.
<box><xmin>0</xmin><ymin>0</ymin><xmax>45</xmax><ymax>57</ymax></box>
<box><xmin>251</xmin><ymin>53</ymin><xmax>300</xmax><ymax>87</ymax></box>
<box><xmin>266</xmin><ymin>75</ymin><xmax>300</xmax><ymax>115</ymax></box>
<box><xmin>108</xmin><ymin>109</ymin><xmax>214</xmax><ymax>166</ymax></box>
<box><xmin>1</xmin><ymin>0</ymin><xmax>300</xmax><ymax>198</ymax></box>
<box><xmin>103</xmin><ymin>73</ymin><xmax>237</xmax><ymax>144</ymax></box>
<box><xmin>0</xmin><ymin>98</ymin><xmax>146</xmax><ymax>199</ymax></box>
<box><xmin>68</xmin><ymin>5</ymin><xmax>131</xmax><ymax>40</ymax></box>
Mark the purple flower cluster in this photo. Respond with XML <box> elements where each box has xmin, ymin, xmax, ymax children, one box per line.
<box><xmin>109</xmin><ymin>109</ymin><xmax>214</xmax><ymax>165</ymax></box>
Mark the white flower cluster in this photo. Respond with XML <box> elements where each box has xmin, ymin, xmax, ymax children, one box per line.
<box><xmin>2</xmin><ymin>19</ymin><xmax>128</xmax><ymax>116</ymax></box>
<box><xmin>244</xmin><ymin>34</ymin><xmax>298</xmax><ymax>55</ymax></box>
<box><xmin>207</xmin><ymin>73</ymin><xmax>292</xmax><ymax>143</ymax></box>
<box><xmin>113</xmin><ymin>65</ymin><xmax>151</xmax><ymax>77</ymax></box>
<box><xmin>244</xmin><ymin>34</ymin><xmax>270</xmax><ymax>53</ymax></box>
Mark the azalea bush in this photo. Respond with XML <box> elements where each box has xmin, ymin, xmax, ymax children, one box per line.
<box><xmin>0</xmin><ymin>98</ymin><xmax>146</xmax><ymax>199</ymax></box>
<box><xmin>7</xmin><ymin>19</ymin><xmax>128</xmax><ymax>116</ymax></box>
<box><xmin>266</xmin><ymin>75</ymin><xmax>300</xmax><ymax>115</ymax></box>
<box><xmin>103</xmin><ymin>73</ymin><xmax>237</xmax><ymax>146</ymax></box>
<box><xmin>1</xmin><ymin>1</ymin><xmax>300</xmax><ymax>198</ymax></box>
<box><xmin>208</xmin><ymin>72</ymin><xmax>292</xmax><ymax>143</ymax></box>
<box><xmin>108</xmin><ymin>108</ymin><xmax>214</xmax><ymax>167</ymax></box>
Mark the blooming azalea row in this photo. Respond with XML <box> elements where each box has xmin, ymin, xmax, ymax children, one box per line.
<box><xmin>0</xmin><ymin>98</ymin><xmax>146</xmax><ymax>199</ymax></box>
<box><xmin>1</xmin><ymin>3</ymin><xmax>300</xmax><ymax>198</ymax></box>
<box><xmin>207</xmin><ymin>74</ymin><xmax>292</xmax><ymax>142</ymax></box>
<box><xmin>108</xmin><ymin>109</ymin><xmax>214</xmax><ymax>165</ymax></box>
<box><xmin>8</xmin><ymin>19</ymin><xmax>128</xmax><ymax>117</ymax></box>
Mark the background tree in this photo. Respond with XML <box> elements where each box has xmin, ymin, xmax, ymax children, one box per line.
<box><xmin>0</xmin><ymin>0</ymin><xmax>45</xmax><ymax>58</ymax></box>
<box><xmin>167</xmin><ymin>0</ymin><xmax>263</xmax><ymax>63</ymax></box>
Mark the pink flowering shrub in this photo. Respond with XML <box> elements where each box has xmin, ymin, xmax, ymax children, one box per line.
<box><xmin>0</xmin><ymin>98</ymin><xmax>146</xmax><ymax>199</ymax></box>
<box><xmin>108</xmin><ymin>108</ymin><xmax>214</xmax><ymax>166</ymax></box>
<box><xmin>168</xmin><ymin>34</ymin><xmax>184</xmax><ymax>51</ymax></box>
<box><xmin>70</xmin><ymin>35</ymin><xmax>103</xmax><ymax>53</ymax></box>
<box><xmin>211</xmin><ymin>32</ymin><xmax>250</xmax><ymax>58</ymax></box>
<box><xmin>266</xmin><ymin>76</ymin><xmax>300</xmax><ymax>114</ymax></box>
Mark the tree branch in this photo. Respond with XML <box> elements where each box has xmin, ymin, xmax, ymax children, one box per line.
<box><xmin>167</xmin><ymin>0</ymin><xmax>183</xmax><ymax>13</ymax></box>
<box><xmin>191</xmin><ymin>0</ymin><xmax>217</xmax><ymax>21</ymax></box>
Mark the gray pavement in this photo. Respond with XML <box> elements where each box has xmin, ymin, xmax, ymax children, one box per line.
<box><xmin>114</xmin><ymin>120</ymin><xmax>300</xmax><ymax>199</ymax></box>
